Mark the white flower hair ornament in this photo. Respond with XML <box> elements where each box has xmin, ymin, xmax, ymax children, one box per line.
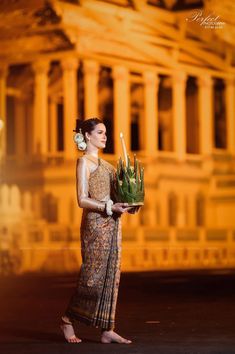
<box><xmin>73</xmin><ymin>128</ymin><xmax>87</xmax><ymax>151</ymax></box>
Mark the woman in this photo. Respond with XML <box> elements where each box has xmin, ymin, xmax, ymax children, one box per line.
<box><xmin>60</xmin><ymin>118</ymin><xmax>139</xmax><ymax>344</ymax></box>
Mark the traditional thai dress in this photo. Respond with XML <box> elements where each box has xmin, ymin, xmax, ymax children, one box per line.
<box><xmin>64</xmin><ymin>154</ymin><xmax>122</xmax><ymax>330</ymax></box>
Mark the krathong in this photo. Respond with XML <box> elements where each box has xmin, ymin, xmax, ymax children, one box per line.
<box><xmin>114</xmin><ymin>133</ymin><xmax>145</xmax><ymax>206</ymax></box>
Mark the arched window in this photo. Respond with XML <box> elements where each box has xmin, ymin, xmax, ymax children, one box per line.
<box><xmin>195</xmin><ymin>193</ymin><xmax>205</xmax><ymax>226</ymax></box>
<box><xmin>156</xmin><ymin>201</ymin><xmax>160</xmax><ymax>225</ymax></box>
<box><xmin>168</xmin><ymin>192</ymin><xmax>177</xmax><ymax>226</ymax></box>
<box><xmin>42</xmin><ymin>193</ymin><xmax>58</xmax><ymax>223</ymax></box>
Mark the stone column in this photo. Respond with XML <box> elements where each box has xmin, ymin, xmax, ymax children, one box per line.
<box><xmin>172</xmin><ymin>71</ymin><xmax>187</xmax><ymax>161</ymax></box>
<box><xmin>225</xmin><ymin>77</ymin><xmax>235</xmax><ymax>155</ymax></box>
<box><xmin>143</xmin><ymin>71</ymin><xmax>159</xmax><ymax>155</ymax></box>
<box><xmin>113</xmin><ymin>66</ymin><xmax>130</xmax><ymax>157</ymax></box>
<box><xmin>83</xmin><ymin>59</ymin><xmax>99</xmax><ymax>118</ymax></box>
<box><xmin>15</xmin><ymin>98</ymin><xmax>26</xmax><ymax>156</ymax></box>
<box><xmin>32</xmin><ymin>60</ymin><xmax>50</xmax><ymax>155</ymax></box>
<box><xmin>61</xmin><ymin>57</ymin><xmax>79</xmax><ymax>160</ymax></box>
<box><xmin>49</xmin><ymin>97</ymin><xmax>58</xmax><ymax>153</ymax></box>
<box><xmin>197</xmin><ymin>75</ymin><xmax>213</xmax><ymax>155</ymax></box>
<box><xmin>0</xmin><ymin>65</ymin><xmax>8</xmax><ymax>158</ymax></box>
<box><xmin>25</xmin><ymin>100</ymin><xmax>34</xmax><ymax>156</ymax></box>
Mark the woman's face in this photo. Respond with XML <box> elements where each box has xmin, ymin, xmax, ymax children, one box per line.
<box><xmin>86</xmin><ymin>123</ymin><xmax>107</xmax><ymax>149</ymax></box>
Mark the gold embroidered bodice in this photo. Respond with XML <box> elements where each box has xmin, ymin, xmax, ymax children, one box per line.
<box><xmin>76</xmin><ymin>154</ymin><xmax>116</xmax><ymax>211</ymax></box>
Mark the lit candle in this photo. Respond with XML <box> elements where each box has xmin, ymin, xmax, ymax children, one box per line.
<box><xmin>120</xmin><ymin>132</ymin><xmax>128</xmax><ymax>166</ymax></box>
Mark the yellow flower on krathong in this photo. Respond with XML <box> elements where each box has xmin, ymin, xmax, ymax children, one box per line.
<box><xmin>130</xmin><ymin>178</ymin><xmax>136</xmax><ymax>184</ymax></box>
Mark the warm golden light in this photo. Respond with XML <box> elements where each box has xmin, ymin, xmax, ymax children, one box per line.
<box><xmin>0</xmin><ymin>119</ymin><xmax>4</xmax><ymax>131</ymax></box>
<box><xmin>0</xmin><ymin>0</ymin><xmax>235</xmax><ymax>275</ymax></box>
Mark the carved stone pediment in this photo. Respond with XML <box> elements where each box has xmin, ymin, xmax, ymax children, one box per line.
<box><xmin>0</xmin><ymin>0</ymin><xmax>73</xmax><ymax>61</ymax></box>
<box><xmin>1</xmin><ymin>0</ymin><xmax>234</xmax><ymax>71</ymax></box>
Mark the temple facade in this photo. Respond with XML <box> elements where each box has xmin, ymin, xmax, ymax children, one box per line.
<box><xmin>0</xmin><ymin>0</ymin><xmax>235</xmax><ymax>274</ymax></box>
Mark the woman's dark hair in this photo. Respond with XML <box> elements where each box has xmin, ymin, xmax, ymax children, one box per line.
<box><xmin>73</xmin><ymin>118</ymin><xmax>103</xmax><ymax>139</ymax></box>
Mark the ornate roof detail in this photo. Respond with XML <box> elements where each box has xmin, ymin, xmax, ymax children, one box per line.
<box><xmin>0</xmin><ymin>0</ymin><xmax>234</xmax><ymax>72</ymax></box>
<box><xmin>33</xmin><ymin>1</ymin><xmax>61</xmax><ymax>26</ymax></box>
<box><xmin>0</xmin><ymin>0</ymin><xmax>73</xmax><ymax>61</ymax></box>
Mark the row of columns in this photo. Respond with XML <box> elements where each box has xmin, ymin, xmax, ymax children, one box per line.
<box><xmin>123</xmin><ymin>191</ymin><xmax>204</xmax><ymax>228</ymax></box>
<box><xmin>173</xmin><ymin>73</ymin><xmax>235</xmax><ymax>159</ymax></box>
<box><xmin>0</xmin><ymin>58</ymin><xmax>235</xmax><ymax>160</ymax></box>
<box><xmin>29</xmin><ymin>58</ymin><xmax>99</xmax><ymax>159</ymax></box>
<box><xmin>173</xmin><ymin>73</ymin><xmax>235</xmax><ymax>160</ymax></box>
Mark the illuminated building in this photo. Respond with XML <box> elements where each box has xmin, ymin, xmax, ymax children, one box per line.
<box><xmin>0</xmin><ymin>0</ymin><xmax>235</xmax><ymax>273</ymax></box>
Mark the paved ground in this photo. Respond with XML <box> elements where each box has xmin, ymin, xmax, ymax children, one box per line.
<box><xmin>0</xmin><ymin>269</ymin><xmax>235</xmax><ymax>354</ymax></box>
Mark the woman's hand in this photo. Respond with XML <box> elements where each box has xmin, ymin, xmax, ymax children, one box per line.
<box><xmin>111</xmin><ymin>203</ymin><xmax>132</xmax><ymax>214</ymax></box>
<box><xmin>127</xmin><ymin>206</ymin><xmax>141</xmax><ymax>214</ymax></box>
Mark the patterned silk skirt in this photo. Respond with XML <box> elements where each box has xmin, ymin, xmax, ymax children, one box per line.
<box><xmin>65</xmin><ymin>209</ymin><xmax>122</xmax><ymax>330</ymax></box>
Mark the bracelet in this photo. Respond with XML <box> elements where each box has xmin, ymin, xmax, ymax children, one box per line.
<box><xmin>105</xmin><ymin>199</ymin><xmax>114</xmax><ymax>216</ymax></box>
<box><xmin>97</xmin><ymin>203</ymin><xmax>105</xmax><ymax>212</ymax></box>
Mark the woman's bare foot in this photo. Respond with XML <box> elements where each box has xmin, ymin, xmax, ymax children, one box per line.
<box><xmin>101</xmin><ymin>330</ymin><xmax>132</xmax><ymax>344</ymax></box>
<box><xmin>60</xmin><ymin>316</ymin><xmax>82</xmax><ymax>343</ymax></box>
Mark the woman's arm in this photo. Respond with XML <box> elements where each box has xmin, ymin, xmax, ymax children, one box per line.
<box><xmin>77</xmin><ymin>157</ymin><xmax>132</xmax><ymax>214</ymax></box>
<box><xmin>76</xmin><ymin>157</ymin><xmax>106</xmax><ymax>212</ymax></box>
